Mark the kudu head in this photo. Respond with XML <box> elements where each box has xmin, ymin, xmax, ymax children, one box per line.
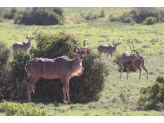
<box><xmin>70</xmin><ymin>35</ymin><xmax>91</xmax><ymax>60</ymax></box>
<box><xmin>26</xmin><ymin>33</ymin><xmax>34</xmax><ymax>42</ymax></box>
<box><xmin>112</xmin><ymin>37</ymin><xmax>121</xmax><ymax>47</ymax></box>
<box><xmin>126</xmin><ymin>42</ymin><xmax>145</xmax><ymax>61</ymax></box>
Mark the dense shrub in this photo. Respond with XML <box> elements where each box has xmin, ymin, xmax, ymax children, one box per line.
<box><xmin>4</xmin><ymin>7</ymin><xmax>18</xmax><ymax>19</ymax></box>
<box><xmin>142</xmin><ymin>45</ymin><xmax>151</xmax><ymax>48</ymax></box>
<box><xmin>138</xmin><ymin>75</ymin><xmax>164</xmax><ymax>110</ymax></box>
<box><xmin>0</xmin><ymin>41</ymin><xmax>10</xmax><ymax>74</ymax></box>
<box><xmin>0</xmin><ymin>41</ymin><xmax>10</xmax><ymax>93</ymax></box>
<box><xmin>0</xmin><ymin>100</ymin><xmax>47</xmax><ymax>116</ymax></box>
<box><xmin>14</xmin><ymin>7</ymin><xmax>63</xmax><ymax>25</ymax></box>
<box><xmin>130</xmin><ymin>7</ymin><xmax>160</xmax><ymax>23</ymax></box>
<box><xmin>0</xmin><ymin>7</ymin><xmax>6</xmax><ymax>20</ymax></box>
<box><xmin>85</xmin><ymin>12</ymin><xmax>98</xmax><ymax>20</ymax></box>
<box><xmin>113</xmin><ymin>53</ymin><xmax>137</xmax><ymax>72</ymax></box>
<box><xmin>0</xmin><ymin>49</ymin><xmax>31</xmax><ymax>100</ymax></box>
<box><xmin>120</xmin><ymin>13</ymin><xmax>132</xmax><ymax>23</ymax></box>
<box><xmin>99</xmin><ymin>10</ymin><xmax>105</xmax><ymax>18</ymax></box>
<box><xmin>143</xmin><ymin>17</ymin><xmax>157</xmax><ymax>25</ymax></box>
<box><xmin>110</xmin><ymin>16</ymin><xmax>119</xmax><ymax>22</ymax></box>
<box><xmin>28</xmin><ymin>32</ymin><xmax>109</xmax><ymax>103</ymax></box>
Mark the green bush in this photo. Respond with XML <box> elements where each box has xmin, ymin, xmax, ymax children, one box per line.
<box><xmin>143</xmin><ymin>17</ymin><xmax>157</xmax><ymax>25</ymax></box>
<box><xmin>0</xmin><ymin>49</ymin><xmax>31</xmax><ymax>100</ymax></box>
<box><xmin>110</xmin><ymin>16</ymin><xmax>119</xmax><ymax>22</ymax></box>
<box><xmin>4</xmin><ymin>7</ymin><xmax>18</xmax><ymax>19</ymax></box>
<box><xmin>0</xmin><ymin>41</ymin><xmax>10</xmax><ymax>74</ymax></box>
<box><xmin>142</xmin><ymin>45</ymin><xmax>151</xmax><ymax>48</ymax></box>
<box><xmin>28</xmin><ymin>32</ymin><xmax>109</xmax><ymax>103</ymax></box>
<box><xmin>14</xmin><ymin>7</ymin><xmax>63</xmax><ymax>25</ymax></box>
<box><xmin>120</xmin><ymin>13</ymin><xmax>132</xmax><ymax>23</ymax></box>
<box><xmin>99</xmin><ymin>10</ymin><xmax>105</xmax><ymax>18</ymax></box>
<box><xmin>0</xmin><ymin>100</ymin><xmax>47</xmax><ymax>116</ymax></box>
<box><xmin>85</xmin><ymin>12</ymin><xmax>98</xmax><ymax>20</ymax></box>
<box><xmin>138</xmin><ymin>75</ymin><xmax>164</xmax><ymax>110</ymax></box>
<box><xmin>130</xmin><ymin>7</ymin><xmax>160</xmax><ymax>23</ymax></box>
<box><xmin>0</xmin><ymin>7</ymin><xmax>6</xmax><ymax>19</ymax></box>
<box><xmin>113</xmin><ymin>53</ymin><xmax>137</xmax><ymax>72</ymax></box>
<box><xmin>0</xmin><ymin>41</ymin><xmax>10</xmax><ymax>98</ymax></box>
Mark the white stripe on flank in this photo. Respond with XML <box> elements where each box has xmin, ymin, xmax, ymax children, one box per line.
<box><xmin>44</xmin><ymin>60</ymin><xmax>45</xmax><ymax>75</ymax></box>
<box><xmin>51</xmin><ymin>62</ymin><xmax>53</xmax><ymax>74</ymax></box>
<box><xmin>37</xmin><ymin>59</ymin><xmax>40</xmax><ymax>75</ymax></box>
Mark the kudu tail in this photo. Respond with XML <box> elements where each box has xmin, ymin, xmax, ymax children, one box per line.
<box><xmin>25</xmin><ymin>64</ymin><xmax>31</xmax><ymax>78</ymax></box>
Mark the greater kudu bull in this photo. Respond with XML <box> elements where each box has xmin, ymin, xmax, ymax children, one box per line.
<box><xmin>25</xmin><ymin>36</ymin><xmax>91</xmax><ymax>103</ymax></box>
<box><xmin>11</xmin><ymin>33</ymin><xmax>34</xmax><ymax>56</ymax></box>
<box><xmin>97</xmin><ymin>37</ymin><xmax>121</xmax><ymax>59</ymax></box>
<box><xmin>120</xmin><ymin>43</ymin><xmax>148</xmax><ymax>79</ymax></box>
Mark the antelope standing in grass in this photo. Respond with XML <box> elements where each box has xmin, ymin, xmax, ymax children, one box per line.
<box><xmin>11</xmin><ymin>33</ymin><xmax>34</xmax><ymax>56</ymax></box>
<box><xmin>25</xmin><ymin>36</ymin><xmax>91</xmax><ymax>104</ymax></box>
<box><xmin>97</xmin><ymin>37</ymin><xmax>121</xmax><ymax>59</ymax></box>
<box><xmin>120</xmin><ymin>43</ymin><xmax>148</xmax><ymax>79</ymax></box>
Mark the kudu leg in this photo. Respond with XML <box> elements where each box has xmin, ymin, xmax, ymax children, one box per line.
<box><xmin>110</xmin><ymin>53</ymin><xmax>112</xmax><ymax>59</ymax></box>
<box><xmin>27</xmin><ymin>78</ymin><xmax>39</xmax><ymax>102</ymax></box>
<box><xmin>106</xmin><ymin>53</ymin><xmax>109</xmax><ymax>59</ymax></box>
<box><xmin>127</xmin><ymin>66</ymin><xmax>130</xmax><ymax>79</ymax></box>
<box><xmin>66</xmin><ymin>81</ymin><xmax>71</xmax><ymax>104</ymax></box>
<box><xmin>61</xmin><ymin>79</ymin><xmax>70</xmax><ymax>103</ymax></box>
<box><xmin>13</xmin><ymin>51</ymin><xmax>16</xmax><ymax>56</ymax></box>
<box><xmin>120</xmin><ymin>64</ymin><xmax>124</xmax><ymax>79</ymax></box>
<box><xmin>136</xmin><ymin>65</ymin><xmax>142</xmax><ymax>79</ymax></box>
<box><xmin>141</xmin><ymin>63</ymin><xmax>148</xmax><ymax>79</ymax></box>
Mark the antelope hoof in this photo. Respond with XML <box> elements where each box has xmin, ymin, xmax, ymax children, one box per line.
<box><xmin>68</xmin><ymin>101</ymin><xmax>72</xmax><ymax>104</ymax></box>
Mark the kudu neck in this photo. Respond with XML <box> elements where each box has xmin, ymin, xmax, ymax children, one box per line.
<box><xmin>74</xmin><ymin>54</ymin><xmax>82</xmax><ymax>64</ymax></box>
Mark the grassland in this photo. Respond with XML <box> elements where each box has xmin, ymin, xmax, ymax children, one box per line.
<box><xmin>1</xmin><ymin>7</ymin><xmax>164</xmax><ymax>116</ymax></box>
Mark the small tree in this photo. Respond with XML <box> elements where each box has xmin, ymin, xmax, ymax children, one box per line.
<box><xmin>1</xmin><ymin>49</ymin><xmax>31</xmax><ymax>100</ymax></box>
<box><xmin>138</xmin><ymin>75</ymin><xmax>164</xmax><ymax>110</ymax></box>
<box><xmin>143</xmin><ymin>17</ymin><xmax>157</xmax><ymax>25</ymax></box>
<box><xmin>0</xmin><ymin>41</ymin><xmax>10</xmax><ymax>98</ymax></box>
<box><xmin>99</xmin><ymin>10</ymin><xmax>105</xmax><ymax>18</ymax></box>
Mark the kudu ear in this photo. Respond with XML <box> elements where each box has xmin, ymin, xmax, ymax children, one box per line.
<box><xmin>117</xmin><ymin>42</ymin><xmax>120</xmax><ymax>45</ymax></box>
<box><xmin>84</xmin><ymin>49</ymin><xmax>91</xmax><ymax>54</ymax></box>
<box><xmin>31</xmin><ymin>37</ymin><xmax>34</xmax><ymax>39</ymax></box>
<box><xmin>26</xmin><ymin>37</ymin><xmax>29</xmax><ymax>39</ymax></box>
<box><xmin>72</xmin><ymin>47</ymin><xmax>77</xmax><ymax>52</ymax></box>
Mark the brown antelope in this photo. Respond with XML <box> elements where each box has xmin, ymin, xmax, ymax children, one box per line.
<box><xmin>25</xmin><ymin>35</ymin><xmax>91</xmax><ymax>104</ymax></box>
<box><xmin>120</xmin><ymin>43</ymin><xmax>148</xmax><ymax>79</ymax></box>
<box><xmin>97</xmin><ymin>37</ymin><xmax>121</xmax><ymax>59</ymax></box>
<box><xmin>11</xmin><ymin>33</ymin><xmax>34</xmax><ymax>56</ymax></box>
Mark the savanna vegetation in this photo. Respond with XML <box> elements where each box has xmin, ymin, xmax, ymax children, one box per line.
<box><xmin>0</xmin><ymin>7</ymin><xmax>164</xmax><ymax>116</ymax></box>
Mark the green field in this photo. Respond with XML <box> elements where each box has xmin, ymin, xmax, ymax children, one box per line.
<box><xmin>0</xmin><ymin>7</ymin><xmax>164</xmax><ymax>116</ymax></box>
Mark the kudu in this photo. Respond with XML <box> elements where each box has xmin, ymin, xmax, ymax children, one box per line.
<box><xmin>25</xmin><ymin>36</ymin><xmax>91</xmax><ymax>103</ymax></box>
<box><xmin>97</xmin><ymin>37</ymin><xmax>121</xmax><ymax>59</ymax></box>
<box><xmin>11</xmin><ymin>33</ymin><xmax>34</xmax><ymax>56</ymax></box>
<box><xmin>120</xmin><ymin>43</ymin><xmax>148</xmax><ymax>79</ymax></box>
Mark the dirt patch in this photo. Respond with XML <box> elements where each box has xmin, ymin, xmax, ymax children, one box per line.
<box><xmin>3</xmin><ymin>19</ymin><xmax>14</xmax><ymax>24</ymax></box>
<box><xmin>110</xmin><ymin>9</ymin><xmax>117</xmax><ymax>11</ymax></box>
<box><xmin>65</xmin><ymin>17</ymin><xmax>74</xmax><ymax>24</ymax></box>
<box><xmin>123</xmin><ymin>11</ymin><xmax>130</xmax><ymax>13</ymax></box>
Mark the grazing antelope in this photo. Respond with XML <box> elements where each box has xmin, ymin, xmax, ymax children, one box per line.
<box><xmin>11</xmin><ymin>33</ymin><xmax>34</xmax><ymax>56</ymax></box>
<box><xmin>97</xmin><ymin>37</ymin><xmax>121</xmax><ymax>59</ymax></box>
<box><xmin>25</xmin><ymin>36</ymin><xmax>91</xmax><ymax>104</ymax></box>
<box><xmin>120</xmin><ymin>43</ymin><xmax>148</xmax><ymax>79</ymax></box>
